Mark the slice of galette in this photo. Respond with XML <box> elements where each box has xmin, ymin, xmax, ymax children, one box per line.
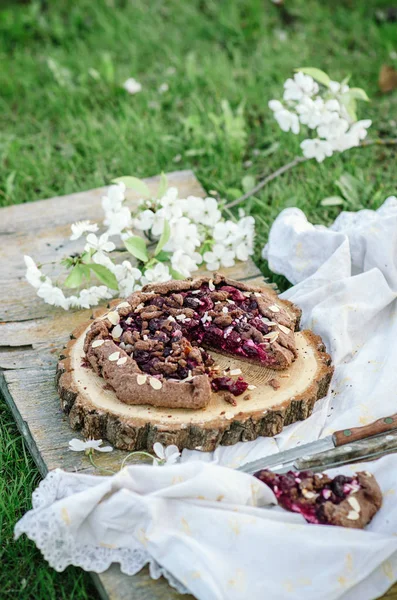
<box><xmin>255</xmin><ymin>468</ymin><xmax>382</xmax><ymax>529</ymax></box>
<box><xmin>83</xmin><ymin>274</ymin><xmax>301</xmax><ymax>409</ymax></box>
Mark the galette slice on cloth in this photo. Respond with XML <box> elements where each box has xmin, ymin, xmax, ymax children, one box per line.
<box><xmin>255</xmin><ymin>468</ymin><xmax>382</xmax><ymax>529</ymax></box>
<box><xmin>84</xmin><ymin>274</ymin><xmax>301</xmax><ymax>409</ymax></box>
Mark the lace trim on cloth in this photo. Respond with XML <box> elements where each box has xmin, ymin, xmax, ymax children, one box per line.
<box><xmin>15</xmin><ymin>470</ymin><xmax>188</xmax><ymax>594</ymax></box>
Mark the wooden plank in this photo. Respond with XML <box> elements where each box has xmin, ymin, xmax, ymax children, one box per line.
<box><xmin>0</xmin><ymin>169</ymin><xmax>261</xmax><ymax>600</ymax></box>
<box><xmin>1</xmin><ymin>169</ymin><xmax>395</xmax><ymax>600</ymax></box>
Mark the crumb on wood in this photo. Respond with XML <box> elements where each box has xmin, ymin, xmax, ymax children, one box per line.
<box><xmin>268</xmin><ymin>378</ymin><xmax>281</xmax><ymax>390</ymax></box>
<box><xmin>243</xmin><ymin>394</ymin><xmax>251</xmax><ymax>401</ymax></box>
<box><xmin>223</xmin><ymin>393</ymin><xmax>237</xmax><ymax>406</ymax></box>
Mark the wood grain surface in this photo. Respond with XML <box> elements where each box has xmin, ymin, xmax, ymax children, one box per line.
<box><xmin>1</xmin><ymin>169</ymin><xmax>395</xmax><ymax>600</ymax></box>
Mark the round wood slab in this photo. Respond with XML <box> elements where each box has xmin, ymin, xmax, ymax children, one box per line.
<box><xmin>57</xmin><ymin>322</ymin><xmax>333</xmax><ymax>452</ymax></box>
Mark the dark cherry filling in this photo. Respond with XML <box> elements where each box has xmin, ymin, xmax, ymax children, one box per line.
<box><xmin>255</xmin><ymin>469</ymin><xmax>361</xmax><ymax>525</ymax></box>
<box><xmin>211</xmin><ymin>376</ymin><xmax>249</xmax><ymax>396</ymax></box>
<box><xmin>114</xmin><ymin>283</ymin><xmax>281</xmax><ymax>397</ymax></box>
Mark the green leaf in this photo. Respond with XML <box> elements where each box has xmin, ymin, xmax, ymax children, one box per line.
<box><xmin>241</xmin><ymin>175</ymin><xmax>256</xmax><ymax>194</ymax></box>
<box><xmin>80</xmin><ymin>264</ymin><xmax>91</xmax><ymax>281</ymax></box>
<box><xmin>155</xmin><ymin>250</ymin><xmax>171</xmax><ymax>262</ymax></box>
<box><xmin>348</xmin><ymin>87</ymin><xmax>370</xmax><ymax>102</ymax></box>
<box><xmin>335</xmin><ymin>173</ymin><xmax>361</xmax><ymax>205</ymax></box>
<box><xmin>112</xmin><ymin>176</ymin><xmax>151</xmax><ymax>197</ymax></box>
<box><xmin>339</xmin><ymin>92</ymin><xmax>357</xmax><ymax>121</ymax></box>
<box><xmin>64</xmin><ymin>265</ymin><xmax>84</xmax><ymax>289</ymax></box>
<box><xmin>225</xmin><ymin>187</ymin><xmax>243</xmax><ymax>200</ymax></box>
<box><xmin>157</xmin><ymin>172</ymin><xmax>168</xmax><ymax>198</ymax></box>
<box><xmin>341</xmin><ymin>75</ymin><xmax>351</xmax><ymax>87</ymax></box>
<box><xmin>155</xmin><ymin>220</ymin><xmax>171</xmax><ymax>256</ymax></box>
<box><xmin>88</xmin><ymin>264</ymin><xmax>118</xmax><ymax>290</ymax></box>
<box><xmin>124</xmin><ymin>236</ymin><xmax>149</xmax><ymax>262</ymax></box>
<box><xmin>169</xmin><ymin>267</ymin><xmax>185</xmax><ymax>280</ymax></box>
<box><xmin>320</xmin><ymin>196</ymin><xmax>344</xmax><ymax>207</ymax></box>
<box><xmin>296</xmin><ymin>67</ymin><xmax>330</xmax><ymax>87</ymax></box>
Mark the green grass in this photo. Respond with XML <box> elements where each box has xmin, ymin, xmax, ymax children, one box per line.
<box><xmin>1</xmin><ymin>0</ymin><xmax>397</xmax><ymax>597</ymax></box>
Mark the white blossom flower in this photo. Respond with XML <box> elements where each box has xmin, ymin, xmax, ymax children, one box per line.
<box><xmin>91</xmin><ymin>251</ymin><xmax>117</xmax><ymax>273</ymax></box>
<box><xmin>317</xmin><ymin>115</ymin><xmax>349</xmax><ymax>140</ymax></box>
<box><xmin>203</xmin><ymin>243</ymin><xmax>235</xmax><ymax>271</ymax></box>
<box><xmin>84</xmin><ymin>233</ymin><xmax>116</xmax><ymax>254</ymax></box>
<box><xmin>273</xmin><ymin>108</ymin><xmax>300</xmax><ymax>134</ymax></box>
<box><xmin>201</xmin><ymin>197</ymin><xmax>222</xmax><ymax>226</ymax></box>
<box><xmin>296</xmin><ymin>97</ymin><xmax>325</xmax><ymax>129</ymax></box>
<box><xmin>113</xmin><ymin>261</ymin><xmax>142</xmax><ymax>296</ymax></box>
<box><xmin>102</xmin><ymin>183</ymin><xmax>126</xmax><ymax>214</ymax></box>
<box><xmin>283</xmin><ymin>72</ymin><xmax>319</xmax><ymax>101</ymax></box>
<box><xmin>70</xmin><ymin>220</ymin><xmax>99</xmax><ymax>241</ymax></box>
<box><xmin>213</xmin><ymin>221</ymin><xmax>239</xmax><ymax>243</ymax></box>
<box><xmin>329</xmin><ymin>80</ymin><xmax>349</xmax><ymax>95</ymax></box>
<box><xmin>166</xmin><ymin>217</ymin><xmax>201</xmax><ymax>255</ymax></box>
<box><xmin>122</xmin><ymin>78</ymin><xmax>142</xmax><ymax>95</ymax></box>
<box><xmin>158</xmin><ymin>82</ymin><xmax>169</xmax><ymax>94</ymax></box>
<box><xmin>152</xmin><ymin>442</ymin><xmax>180</xmax><ymax>465</ymax></box>
<box><xmin>151</xmin><ymin>209</ymin><xmax>168</xmax><ymax>237</ymax></box>
<box><xmin>69</xmin><ymin>438</ymin><xmax>113</xmax><ymax>452</ymax></box>
<box><xmin>37</xmin><ymin>282</ymin><xmax>69</xmax><ymax>310</ymax></box>
<box><xmin>300</xmin><ymin>138</ymin><xmax>334</xmax><ymax>162</ymax></box>
<box><xmin>330</xmin><ymin>120</ymin><xmax>372</xmax><ymax>152</ymax></box>
<box><xmin>160</xmin><ymin>187</ymin><xmax>187</xmax><ymax>221</ymax></box>
<box><xmin>134</xmin><ymin>209</ymin><xmax>155</xmax><ymax>231</ymax></box>
<box><xmin>171</xmin><ymin>249</ymin><xmax>202</xmax><ymax>278</ymax></box>
<box><xmin>104</xmin><ymin>206</ymin><xmax>132</xmax><ymax>236</ymax></box>
<box><xmin>236</xmin><ymin>242</ymin><xmax>250</xmax><ymax>261</ymax></box>
<box><xmin>24</xmin><ymin>255</ymin><xmax>47</xmax><ymax>289</ymax></box>
<box><xmin>185</xmin><ymin>196</ymin><xmax>221</xmax><ymax>226</ymax></box>
<box><xmin>141</xmin><ymin>262</ymin><xmax>172</xmax><ymax>286</ymax></box>
<box><xmin>346</xmin><ymin>119</ymin><xmax>372</xmax><ymax>143</ymax></box>
<box><xmin>67</xmin><ymin>286</ymin><xmax>113</xmax><ymax>309</ymax></box>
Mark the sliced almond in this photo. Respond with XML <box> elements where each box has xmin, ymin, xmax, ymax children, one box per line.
<box><xmin>222</xmin><ymin>306</ymin><xmax>228</xmax><ymax>314</ymax></box>
<box><xmin>226</xmin><ymin>299</ymin><xmax>235</xmax><ymax>304</ymax></box>
<box><xmin>117</xmin><ymin>356</ymin><xmax>128</xmax><ymax>366</ymax></box>
<box><xmin>137</xmin><ymin>374</ymin><xmax>147</xmax><ymax>385</ymax></box>
<box><xmin>247</xmin><ymin>384</ymin><xmax>257</xmax><ymax>390</ymax></box>
<box><xmin>254</xmin><ymin>292</ymin><xmax>262</xmax><ymax>297</ymax></box>
<box><xmin>208</xmin><ymin>279</ymin><xmax>215</xmax><ymax>291</ymax></box>
<box><xmin>134</xmin><ymin>303</ymin><xmax>144</xmax><ymax>312</ymax></box>
<box><xmin>149</xmin><ymin>377</ymin><xmax>162</xmax><ymax>390</ymax></box>
<box><xmin>92</xmin><ymin>339</ymin><xmax>104</xmax><ymax>348</ymax></box>
<box><xmin>278</xmin><ymin>324</ymin><xmax>291</xmax><ymax>335</ymax></box>
<box><xmin>108</xmin><ymin>351</ymin><xmax>120</xmax><ymax>362</ymax></box>
<box><xmin>117</xmin><ymin>301</ymin><xmax>130</xmax><ymax>309</ymax></box>
<box><xmin>302</xmin><ymin>489</ymin><xmax>317</xmax><ymax>499</ymax></box>
<box><xmin>346</xmin><ymin>510</ymin><xmax>360</xmax><ymax>521</ymax></box>
<box><xmin>107</xmin><ymin>311</ymin><xmax>120</xmax><ymax>325</ymax></box>
<box><xmin>230</xmin><ymin>368</ymin><xmax>242</xmax><ymax>376</ymax></box>
<box><xmin>111</xmin><ymin>324</ymin><xmax>123</xmax><ymax>339</ymax></box>
<box><xmin>268</xmin><ymin>304</ymin><xmax>280</xmax><ymax>313</ymax></box>
<box><xmin>364</xmin><ymin>471</ymin><xmax>373</xmax><ymax>477</ymax></box>
<box><xmin>243</xmin><ymin>291</ymin><xmax>251</xmax><ymax>298</ymax></box>
<box><xmin>264</xmin><ymin>331</ymin><xmax>279</xmax><ymax>343</ymax></box>
<box><xmin>347</xmin><ymin>496</ymin><xmax>361</xmax><ymax>513</ymax></box>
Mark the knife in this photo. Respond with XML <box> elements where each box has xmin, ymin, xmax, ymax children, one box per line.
<box><xmin>238</xmin><ymin>413</ymin><xmax>397</xmax><ymax>474</ymax></box>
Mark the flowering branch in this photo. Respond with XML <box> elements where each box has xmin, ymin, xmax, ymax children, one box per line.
<box><xmin>24</xmin><ymin>176</ymin><xmax>255</xmax><ymax>310</ymax></box>
<box><xmin>224</xmin><ymin>136</ymin><xmax>397</xmax><ymax>210</ymax></box>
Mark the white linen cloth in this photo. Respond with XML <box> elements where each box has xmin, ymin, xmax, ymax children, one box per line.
<box><xmin>15</xmin><ymin>197</ymin><xmax>397</xmax><ymax>598</ymax></box>
<box><xmin>14</xmin><ymin>458</ymin><xmax>397</xmax><ymax>599</ymax></box>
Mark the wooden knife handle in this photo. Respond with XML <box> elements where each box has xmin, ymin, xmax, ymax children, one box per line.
<box><xmin>333</xmin><ymin>414</ymin><xmax>397</xmax><ymax>446</ymax></box>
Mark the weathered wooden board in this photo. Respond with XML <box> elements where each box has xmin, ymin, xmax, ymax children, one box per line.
<box><xmin>1</xmin><ymin>170</ymin><xmax>396</xmax><ymax>600</ymax></box>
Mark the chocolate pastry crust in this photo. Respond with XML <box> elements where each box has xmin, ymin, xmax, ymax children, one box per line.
<box><xmin>83</xmin><ymin>274</ymin><xmax>302</xmax><ymax>410</ymax></box>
